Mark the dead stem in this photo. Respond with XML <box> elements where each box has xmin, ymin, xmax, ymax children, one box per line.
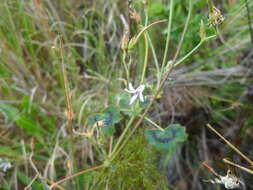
<box><xmin>223</xmin><ymin>158</ymin><xmax>253</xmax><ymax>175</ymax></box>
<box><xmin>206</xmin><ymin>124</ymin><xmax>253</xmax><ymax>166</ymax></box>
<box><xmin>134</xmin><ymin>19</ymin><xmax>167</xmax><ymax>43</ymax></box>
<box><xmin>25</xmin><ymin>139</ymin><xmax>65</xmax><ymax>190</ymax></box>
<box><xmin>49</xmin><ymin>165</ymin><xmax>105</xmax><ymax>189</ymax></box>
<box><xmin>59</xmin><ymin>38</ymin><xmax>74</xmax><ymax>126</ymax></box>
<box><xmin>202</xmin><ymin>161</ymin><xmax>220</xmax><ymax>177</ymax></box>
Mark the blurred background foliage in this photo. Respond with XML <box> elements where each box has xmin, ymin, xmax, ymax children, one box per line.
<box><xmin>0</xmin><ymin>0</ymin><xmax>253</xmax><ymax>189</ymax></box>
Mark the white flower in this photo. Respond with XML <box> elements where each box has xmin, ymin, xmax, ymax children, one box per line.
<box><xmin>204</xmin><ymin>170</ymin><xmax>243</xmax><ymax>189</ymax></box>
<box><xmin>220</xmin><ymin>170</ymin><xmax>242</xmax><ymax>189</ymax></box>
<box><xmin>124</xmin><ymin>83</ymin><xmax>145</xmax><ymax>105</ymax></box>
<box><xmin>0</xmin><ymin>158</ymin><xmax>12</xmax><ymax>173</ymax></box>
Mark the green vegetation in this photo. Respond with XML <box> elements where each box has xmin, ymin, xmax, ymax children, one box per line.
<box><xmin>0</xmin><ymin>0</ymin><xmax>253</xmax><ymax>189</ymax></box>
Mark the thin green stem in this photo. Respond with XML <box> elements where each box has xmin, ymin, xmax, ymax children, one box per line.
<box><xmin>140</xmin><ymin>33</ymin><xmax>149</xmax><ymax>83</ymax></box>
<box><xmin>111</xmin><ymin>0</ymin><xmax>214</xmax><ymax>162</ymax></box>
<box><xmin>122</xmin><ymin>50</ymin><xmax>130</xmax><ymax>83</ymax></box>
<box><xmin>171</xmin><ymin>0</ymin><xmax>193</xmax><ymax>62</ymax></box>
<box><xmin>111</xmin><ymin>35</ymin><xmax>215</xmax><ymax>162</ymax></box>
<box><xmin>174</xmin><ymin>35</ymin><xmax>216</xmax><ymax>67</ymax></box>
<box><xmin>110</xmin><ymin>116</ymin><xmax>135</xmax><ymax>156</ymax></box>
<box><xmin>161</xmin><ymin>0</ymin><xmax>174</xmax><ymax>71</ymax></box>
<box><xmin>141</xmin><ymin>9</ymin><xmax>149</xmax><ymax>83</ymax></box>
<box><xmin>147</xmin><ymin>34</ymin><xmax>160</xmax><ymax>89</ymax></box>
<box><xmin>143</xmin><ymin>8</ymin><xmax>161</xmax><ymax>89</ymax></box>
<box><xmin>89</xmin><ymin>136</ymin><xmax>105</xmax><ymax>157</ymax></box>
<box><xmin>245</xmin><ymin>0</ymin><xmax>253</xmax><ymax>45</ymax></box>
<box><xmin>207</xmin><ymin>0</ymin><xmax>214</xmax><ymax>13</ymax></box>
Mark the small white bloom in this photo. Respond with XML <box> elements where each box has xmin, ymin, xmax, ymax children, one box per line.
<box><xmin>220</xmin><ymin>170</ymin><xmax>242</xmax><ymax>189</ymax></box>
<box><xmin>204</xmin><ymin>170</ymin><xmax>243</xmax><ymax>189</ymax></box>
<box><xmin>0</xmin><ymin>158</ymin><xmax>12</xmax><ymax>173</ymax></box>
<box><xmin>124</xmin><ymin>83</ymin><xmax>145</xmax><ymax>105</ymax></box>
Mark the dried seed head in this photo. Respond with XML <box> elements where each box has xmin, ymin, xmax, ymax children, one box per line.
<box><xmin>130</xmin><ymin>10</ymin><xmax>141</xmax><ymax>23</ymax></box>
<box><xmin>208</xmin><ymin>6</ymin><xmax>225</xmax><ymax>27</ymax></box>
<box><xmin>127</xmin><ymin>36</ymin><xmax>137</xmax><ymax>50</ymax></box>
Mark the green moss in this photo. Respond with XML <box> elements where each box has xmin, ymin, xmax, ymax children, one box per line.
<box><xmin>96</xmin><ymin>131</ymin><xmax>168</xmax><ymax>190</ymax></box>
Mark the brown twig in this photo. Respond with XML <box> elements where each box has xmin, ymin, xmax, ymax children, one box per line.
<box><xmin>49</xmin><ymin>165</ymin><xmax>105</xmax><ymax>189</ymax></box>
<box><xmin>223</xmin><ymin>158</ymin><xmax>253</xmax><ymax>175</ymax></box>
<box><xmin>134</xmin><ymin>19</ymin><xmax>167</xmax><ymax>43</ymax></box>
<box><xmin>202</xmin><ymin>161</ymin><xmax>220</xmax><ymax>177</ymax></box>
<box><xmin>59</xmin><ymin>38</ymin><xmax>74</xmax><ymax>125</ymax></box>
<box><xmin>25</xmin><ymin>139</ymin><xmax>65</xmax><ymax>190</ymax></box>
<box><xmin>206</xmin><ymin>124</ymin><xmax>253</xmax><ymax>167</ymax></box>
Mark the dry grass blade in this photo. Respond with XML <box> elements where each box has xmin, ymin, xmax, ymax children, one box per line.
<box><xmin>49</xmin><ymin>165</ymin><xmax>105</xmax><ymax>189</ymax></box>
<box><xmin>223</xmin><ymin>158</ymin><xmax>253</xmax><ymax>175</ymax></box>
<box><xmin>206</xmin><ymin>124</ymin><xmax>253</xmax><ymax>167</ymax></box>
<box><xmin>202</xmin><ymin>161</ymin><xmax>220</xmax><ymax>177</ymax></box>
<box><xmin>26</xmin><ymin>140</ymin><xmax>65</xmax><ymax>190</ymax></box>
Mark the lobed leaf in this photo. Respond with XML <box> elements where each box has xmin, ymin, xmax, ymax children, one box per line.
<box><xmin>87</xmin><ymin>106</ymin><xmax>122</xmax><ymax>136</ymax></box>
<box><xmin>145</xmin><ymin>124</ymin><xmax>188</xmax><ymax>152</ymax></box>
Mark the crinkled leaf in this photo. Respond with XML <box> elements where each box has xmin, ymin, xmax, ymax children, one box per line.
<box><xmin>102</xmin><ymin>106</ymin><xmax>122</xmax><ymax>125</ymax></box>
<box><xmin>101</xmin><ymin>124</ymin><xmax>115</xmax><ymax>136</ymax></box>
<box><xmin>87</xmin><ymin>113</ymin><xmax>104</xmax><ymax>127</ymax></box>
<box><xmin>0</xmin><ymin>103</ymin><xmax>19</xmax><ymax>121</ymax></box>
<box><xmin>101</xmin><ymin>106</ymin><xmax>122</xmax><ymax>136</ymax></box>
<box><xmin>110</xmin><ymin>93</ymin><xmax>132</xmax><ymax>116</ymax></box>
<box><xmin>145</xmin><ymin>124</ymin><xmax>188</xmax><ymax>152</ymax></box>
<box><xmin>87</xmin><ymin>106</ymin><xmax>122</xmax><ymax>136</ymax></box>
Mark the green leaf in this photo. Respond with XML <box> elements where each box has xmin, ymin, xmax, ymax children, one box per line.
<box><xmin>16</xmin><ymin>115</ymin><xmax>40</xmax><ymax>135</ymax></box>
<box><xmin>109</xmin><ymin>93</ymin><xmax>132</xmax><ymax>115</ymax></box>
<box><xmin>0</xmin><ymin>146</ymin><xmax>19</xmax><ymax>158</ymax></box>
<box><xmin>17</xmin><ymin>172</ymin><xmax>48</xmax><ymax>190</ymax></box>
<box><xmin>145</xmin><ymin>124</ymin><xmax>188</xmax><ymax>152</ymax></box>
<box><xmin>87</xmin><ymin>113</ymin><xmax>104</xmax><ymax>127</ymax></box>
<box><xmin>87</xmin><ymin>106</ymin><xmax>122</xmax><ymax>136</ymax></box>
<box><xmin>148</xmin><ymin>1</ymin><xmax>166</xmax><ymax>16</ymax></box>
<box><xmin>42</xmin><ymin>182</ymin><xmax>51</xmax><ymax>190</ymax></box>
<box><xmin>100</xmin><ymin>106</ymin><xmax>122</xmax><ymax>136</ymax></box>
<box><xmin>21</xmin><ymin>95</ymin><xmax>30</xmax><ymax>114</ymax></box>
<box><xmin>101</xmin><ymin>124</ymin><xmax>115</xmax><ymax>136</ymax></box>
<box><xmin>0</xmin><ymin>103</ymin><xmax>19</xmax><ymax>121</ymax></box>
<box><xmin>102</xmin><ymin>106</ymin><xmax>122</xmax><ymax>125</ymax></box>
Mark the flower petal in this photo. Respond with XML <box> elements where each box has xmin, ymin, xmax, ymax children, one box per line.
<box><xmin>129</xmin><ymin>83</ymin><xmax>135</xmax><ymax>91</ymax></box>
<box><xmin>130</xmin><ymin>94</ymin><xmax>138</xmax><ymax>105</ymax></box>
<box><xmin>137</xmin><ymin>85</ymin><xmax>145</xmax><ymax>92</ymax></box>
<box><xmin>139</xmin><ymin>93</ymin><xmax>144</xmax><ymax>102</ymax></box>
